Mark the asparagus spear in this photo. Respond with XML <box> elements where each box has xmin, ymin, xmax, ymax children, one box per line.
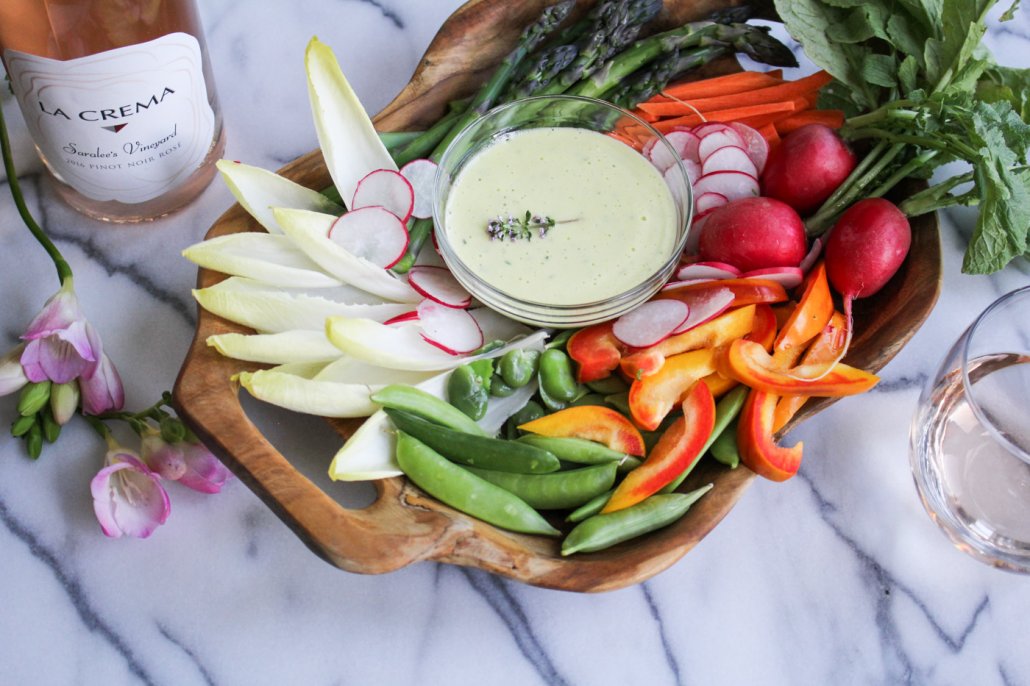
<box><xmin>505</xmin><ymin>44</ymin><xmax>579</xmax><ymax>100</ymax></box>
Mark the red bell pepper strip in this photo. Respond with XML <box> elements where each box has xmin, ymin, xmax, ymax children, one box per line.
<box><xmin>518</xmin><ymin>405</ymin><xmax>646</xmax><ymax>456</ymax></box>
<box><xmin>744</xmin><ymin>303</ymin><xmax>777</xmax><ymax>352</ymax></box>
<box><xmin>738</xmin><ymin>388</ymin><xmax>802</xmax><ymax>481</ymax></box>
<box><xmin>603</xmin><ymin>381</ymin><xmax>715</xmax><ymax>512</ymax></box>
<box><xmin>719</xmin><ymin>338</ymin><xmax>879</xmax><ymax>397</ymax></box>
<box><xmin>773</xmin><ymin>311</ymin><xmax>848</xmax><ymax>431</ymax></box>
<box><xmin>772</xmin><ymin>262</ymin><xmax>833</xmax><ymax>368</ymax></box>
<box><xmin>567</xmin><ymin>322</ymin><xmax>625</xmax><ymax>383</ymax></box>
<box><xmin>628</xmin><ymin>348</ymin><xmax>717</xmax><ymax>431</ymax></box>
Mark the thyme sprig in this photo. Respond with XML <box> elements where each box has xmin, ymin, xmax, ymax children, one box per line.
<box><xmin>487</xmin><ymin>211</ymin><xmax>557</xmax><ymax>242</ymax></box>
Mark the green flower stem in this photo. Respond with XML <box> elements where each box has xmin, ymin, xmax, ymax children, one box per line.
<box><xmin>0</xmin><ymin>103</ymin><xmax>73</xmax><ymax>284</ymax></box>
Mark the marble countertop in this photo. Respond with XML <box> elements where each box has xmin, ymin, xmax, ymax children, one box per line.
<box><xmin>2</xmin><ymin>2</ymin><xmax>1029</xmax><ymax>684</ymax></box>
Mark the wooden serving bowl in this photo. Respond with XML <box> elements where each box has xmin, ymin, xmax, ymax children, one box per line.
<box><xmin>173</xmin><ymin>0</ymin><xmax>941</xmax><ymax>592</ymax></box>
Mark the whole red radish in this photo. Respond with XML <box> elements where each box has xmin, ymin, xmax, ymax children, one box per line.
<box><xmin>761</xmin><ymin>124</ymin><xmax>857</xmax><ymax>215</ymax></box>
<box><xmin>698</xmin><ymin>197</ymin><xmax>808</xmax><ymax>272</ymax></box>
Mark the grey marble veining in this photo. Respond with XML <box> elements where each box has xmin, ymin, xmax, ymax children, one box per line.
<box><xmin>2</xmin><ymin>2</ymin><xmax>1029</xmax><ymax>685</ymax></box>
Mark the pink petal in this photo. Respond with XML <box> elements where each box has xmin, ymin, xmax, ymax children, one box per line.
<box><xmin>178</xmin><ymin>443</ymin><xmax>231</xmax><ymax>494</ymax></box>
<box><xmin>79</xmin><ymin>353</ymin><xmax>124</xmax><ymax>414</ymax></box>
<box><xmin>90</xmin><ymin>454</ymin><xmax>170</xmax><ymax>539</ymax></box>
<box><xmin>22</xmin><ymin>280</ymin><xmax>85</xmax><ymax>342</ymax></box>
<box><xmin>20</xmin><ymin>337</ymin><xmax>91</xmax><ymax>383</ymax></box>
<box><xmin>141</xmin><ymin>434</ymin><xmax>187</xmax><ymax>480</ymax></box>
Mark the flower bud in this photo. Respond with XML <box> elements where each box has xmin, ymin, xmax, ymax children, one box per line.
<box><xmin>11</xmin><ymin>414</ymin><xmax>35</xmax><ymax>437</ymax></box>
<box><xmin>50</xmin><ymin>382</ymin><xmax>80</xmax><ymax>425</ymax></box>
<box><xmin>0</xmin><ymin>344</ymin><xmax>28</xmax><ymax>397</ymax></box>
<box><xmin>41</xmin><ymin>411</ymin><xmax>61</xmax><ymax>443</ymax></box>
<box><xmin>26</xmin><ymin>423</ymin><xmax>43</xmax><ymax>459</ymax></box>
<box><xmin>140</xmin><ymin>432</ymin><xmax>187</xmax><ymax>481</ymax></box>
<box><xmin>18</xmin><ymin>381</ymin><xmax>52</xmax><ymax>417</ymax></box>
<box><xmin>159</xmin><ymin>416</ymin><xmax>187</xmax><ymax>444</ymax></box>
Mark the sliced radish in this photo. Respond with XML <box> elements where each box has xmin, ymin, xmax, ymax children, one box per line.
<box><xmin>351</xmin><ymin>169</ymin><xmax>414</xmax><ymax>222</ymax></box>
<box><xmin>408</xmin><ymin>265</ymin><xmax>472</xmax><ymax>308</ymax></box>
<box><xmin>701</xmin><ymin>145</ymin><xmax>758</xmax><ymax>178</ymax></box>
<box><xmin>742</xmin><ymin>267</ymin><xmax>804</xmax><ymax>290</ymax></box>
<box><xmin>384</xmin><ymin>310</ymin><xmax>419</xmax><ymax>326</ymax></box>
<box><xmin>799</xmin><ymin>237</ymin><xmax>823</xmax><ymax>274</ymax></box>
<box><xmin>676</xmin><ymin>261</ymin><xmax>739</xmax><ymax>280</ymax></box>
<box><xmin>417</xmin><ymin>299</ymin><xmax>483</xmax><ymax>354</ymax></box>
<box><xmin>727</xmin><ymin>122</ymin><xmax>770</xmax><ymax>174</ymax></box>
<box><xmin>399</xmin><ymin>159</ymin><xmax>438</xmax><ymax>219</ymax></box>
<box><xmin>612</xmin><ymin>300</ymin><xmax>690</xmax><ymax>348</ymax></box>
<box><xmin>697</xmin><ymin>130</ymin><xmax>745</xmax><ymax>160</ymax></box>
<box><xmin>328</xmin><ymin>206</ymin><xmax>409</xmax><ymax>269</ymax></box>
<box><xmin>670</xmin><ymin>288</ymin><xmax>735</xmax><ymax>334</ymax></box>
<box><xmin>692</xmin><ymin>171</ymin><xmax>760</xmax><ymax>202</ymax></box>
<box><xmin>661</xmin><ymin>278</ymin><xmax>715</xmax><ymax>290</ymax></box>
<box><xmin>649</xmin><ymin>139</ymin><xmax>679</xmax><ymax>172</ymax></box>
<box><xmin>641</xmin><ymin>137</ymin><xmax>658</xmax><ymax>160</ymax></box>
<box><xmin>692</xmin><ymin>122</ymin><xmax>735</xmax><ymax>138</ymax></box>
<box><xmin>683</xmin><ymin>158</ymin><xmax>702</xmax><ymax>185</ymax></box>
<box><xmin>694</xmin><ymin>191</ymin><xmax>728</xmax><ymax>216</ymax></box>
<box><xmin>685</xmin><ymin>214</ymin><xmax>710</xmax><ymax>254</ymax></box>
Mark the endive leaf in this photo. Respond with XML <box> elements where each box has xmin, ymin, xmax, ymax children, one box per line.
<box><xmin>237</xmin><ymin>368</ymin><xmax>381</xmax><ymax>418</ymax></box>
<box><xmin>216</xmin><ymin>159</ymin><xmax>342</xmax><ymax>234</ymax></box>
<box><xmin>313</xmin><ymin>357</ymin><xmax>435</xmax><ymax>386</ymax></box>
<box><xmin>305</xmin><ymin>37</ymin><xmax>396</xmax><ymax>207</ymax></box>
<box><xmin>183</xmin><ymin>233</ymin><xmax>341</xmax><ymax>288</ymax></box>
<box><xmin>207</xmin><ymin>330</ymin><xmax>343</xmax><ymax>364</ymax></box>
<box><xmin>274</xmin><ymin>207</ymin><xmax>420</xmax><ymax>303</ymax></box>
<box><xmin>194</xmin><ymin>277</ymin><xmax>411</xmax><ymax>333</ymax></box>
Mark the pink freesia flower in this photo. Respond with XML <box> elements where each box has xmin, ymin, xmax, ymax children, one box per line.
<box><xmin>90</xmin><ymin>448</ymin><xmax>170</xmax><ymax>539</ymax></box>
<box><xmin>0</xmin><ymin>343</ymin><xmax>28</xmax><ymax>396</ymax></box>
<box><xmin>79</xmin><ymin>352</ymin><xmax>125</xmax><ymax>415</ymax></box>
<box><xmin>178</xmin><ymin>441</ymin><xmax>231</xmax><ymax>494</ymax></box>
<box><xmin>140</xmin><ymin>432</ymin><xmax>187</xmax><ymax>481</ymax></box>
<box><xmin>20</xmin><ymin>279</ymin><xmax>99</xmax><ymax>384</ymax></box>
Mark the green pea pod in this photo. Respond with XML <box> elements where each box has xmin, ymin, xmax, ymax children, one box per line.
<box><xmin>536</xmin><ymin>378</ymin><xmax>568</xmax><ymax>412</ymax></box>
<box><xmin>499</xmin><ymin>349</ymin><xmax>540</xmax><ymax>388</ymax></box>
<box><xmin>710</xmin><ymin>418</ymin><xmax>741</xmax><ymax>469</ymax></box>
<box><xmin>570</xmin><ymin>393</ymin><xmax>606</xmax><ymax>407</ymax></box>
<box><xmin>447</xmin><ymin>364</ymin><xmax>491</xmax><ymax>421</ymax></box>
<box><xmin>18</xmin><ymin>381</ymin><xmax>52</xmax><ymax>417</ymax></box>
<box><xmin>662</xmin><ymin>386</ymin><xmax>749</xmax><ymax>493</ymax></box>
<box><xmin>371</xmin><ymin>385</ymin><xmax>488</xmax><ymax>436</ymax></box>
<box><xmin>547</xmin><ymin>329</ymin><xmax>575</xmax><ymax>350</ymax></box>
<box><xmin>385</xmin><ymin>409</ymin><xmax>559</xmax><ymax>473</ymax></box>
<box><xmin>586</xmin><ymin>376</ymin><xmax>629</xmax><ymax>395</ymax></box>
<box><xmin>516</xmin><ymin>434</ymin><xmax>640</xmax><ymax>472</ymax></box>
<box><xmin>604</xmin><ymin>392</ymin><xmax>631</xmax><ymax>416</ymax></box>
<box><xmin>464</xmin><ymin>462</ymin><xmax>617</xmax><ymax>510</ymax></box>
<box><xmin>395</xmin><ymin>432</ymin><xmax>560</xmax><ymax>537</ymax></box>
<box><xmin>506</xmin><ymin>399</ymin><xmax>545</xmax><ymax>438</ymax></box>
<box><xmin>566</xmin><ymin>488</ymin><xmax>613</xmax><ymax>523</ymax></box>
<box><xmin>489</xmin><ymin>373</ymin><xmax>517</xmax><ymax>398</ymax></box>
<box><xmin>468</xmin><ymin>359</ymin><xmax>494</xmax><ymax>391</ymax></box>
<box><xmin>562</xmin><ymin>485</ymin><xmax>714</xmax><ymax>555</ymax></box>
<box><xmin>539</xmin><ymin>349</ymin><xmax>578</xmax><ymax>402</ymax></box>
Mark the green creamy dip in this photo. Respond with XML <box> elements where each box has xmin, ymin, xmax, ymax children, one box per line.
<box><xmin>444</xmin><ymin>127</ymin><xmax>678</xmax><ymax>305</ymax></box>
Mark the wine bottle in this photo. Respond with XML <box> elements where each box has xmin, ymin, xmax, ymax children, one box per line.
<box><xmin>0</xmin><ymin>0</ymin><xmax>225</xmax><ymax>222</ymax></box>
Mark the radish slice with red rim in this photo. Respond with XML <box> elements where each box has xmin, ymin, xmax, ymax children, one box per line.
<box><xmin>799</xmin><ymin>237</ymin><xmax>823</xmax><ymax>274</ymax></box>
<box><xmin>701</xmin><ymin>145</ymin><xmax>758</xmax><ymax>178</ymax></box>
<box><xmin>612</xmin><ymin>300</ymin><xmax>690</xmax><ymax>348</ymax></box>
<box><xmin>741</xmin><ymin>267</ymin><xmax>804</xmax><ymax>290</ymax></box>
<box><xmin>351</xmin><ymin>169</ymin><xmax>414</xmax><ymax>222</ymax></box>
<box><xmin>399</xmin><ymin>159</ymin><xmax>438</xmax><ymax>219</ymax></box>
<box><xmin>692</xmin><ymin>122</ymin><xmax>735</xmax><ymax>138</ymax></box>
<box><xmin>727</xmin><ymin>122</ymin><xmax>769</xmax><ymax>174</ymax></box>
<box><xmin>649</xmin><ymin>140</ymin><xmax>680</xmax><ymax>172</ymax></box>
<box><xmin>384</xmin><ymin>310</ymin><xmax>419</xmax><ymax>326</ymax></box>
<box><xmin>694</xmin><ymin>191</ymin><xmax>728</xmax><ymax>216</ymax></box>
<box><xmin>676</xmin><ymin>261</ymin><xmax>739</xmax><ymax>281</ymax></box>
<box><xmin>328</xmin><ymin>206</ymin><xmax>409</xmax><ymax>269</ymax></box>
<box><xmin>417</xmin><ymin>299</ymin><xmax>483</xmax><ymax>354</ymax></box>
<box><xmin>692</xmin><ymin>171</ymin><xmax>760</xmax><ymax>202</ymax></box>
<box><xmin>697</xmin><ymin>130</ymin><xmax>745</xmax><ymax>159</ymax></box>
<box><xmin>670</xmin><ymin>287</ymin><xmax>735</xmax><ymax>334</ymax></box>
<box><xmin>408</xmin><ymin>265</ymin><xmax>472</xmax><ymax>308</ymax></box>
<box><xmin>662</xmin><ymin>278</ymin><xmax>715</xmax><ymax>290</ymax></box>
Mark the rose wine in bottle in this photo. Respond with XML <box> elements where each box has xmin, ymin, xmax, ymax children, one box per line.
<box><xmin>0</xmin><ymin>0</ymin><xmax>225</xmax><ymax>222</ymax></box>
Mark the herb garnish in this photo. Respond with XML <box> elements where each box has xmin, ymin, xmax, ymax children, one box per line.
<box><xmin>487</xmin><ymin>211</ymin><xmax>558</xmax><ymax>241</ymax></box>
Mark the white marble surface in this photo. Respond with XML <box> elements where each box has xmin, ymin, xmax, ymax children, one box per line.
<box><xmin>2</xmin><ymin>2</ymin><xmax>1030</xmax><ymax>685</ymax></box>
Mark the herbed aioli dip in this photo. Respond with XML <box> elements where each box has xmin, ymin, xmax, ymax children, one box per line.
<box><xmin>443</xmin><ymin>127</ymin><xmax>678</xmax><ymax>305</ymax></box>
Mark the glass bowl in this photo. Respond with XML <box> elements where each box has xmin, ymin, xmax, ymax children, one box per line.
<box><xmin>432</xmin><ymin>95</ymin><xmax>692</xmax><ymax>328</ymax></box>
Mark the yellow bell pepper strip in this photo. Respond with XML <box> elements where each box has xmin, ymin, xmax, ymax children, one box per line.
<box><xmin>628</xmin><ymin>348</ymin><xmax>717</xmax><ymax>431</ymax></box>
<box><xmin>657</xmin><ymin>278</ymin><xmax>789</xmax><ymax>309</ymax></box>
<box><xmin>738</xmin><ymin>388</ymin><xmax>803</xmax><ymax>482</ymax></box>
<box><xmin>701</xmin><ymin>372</ymin><xmax>737</xmax><ymax>398</ymax></box>
<box><xmin>619</xmin><ymin>304</ymin><xmax>756</xmax><ymax>379</ymax></box>
<box><xmin>719</xmin><ymin>338</ymin><xmax>879</xmax><ymax>397</ymax></box>
<box><xmin>567</xmin><ymin>321</ymin><xmax>625</xmax><ymax>383</ymax></box>
<box><xmin>603</xmin><ymin>381</ymin><xmax>715</xmax><ymax>513</ymax></box>
<box><xmin>773</xmin><ymin>311</ymin><xmax>848</xmax><ymax>432</ymax></box>
<box><xmin>518</xmin><ymin>405</ymin><xmax>646</xmax><ymax>457</ymax></box>
<box><xmin>771</xmin><ymin>262</ymin><xmax>834</xmax><ymax>368</ymax></box>
<box><xmin>744</xmin><ymin>303</ymin><xmax>777</xmax><ymax>352</ymax></box>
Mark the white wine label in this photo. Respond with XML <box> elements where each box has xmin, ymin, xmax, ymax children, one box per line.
<box><xmin>5</xmin><ymin>33</ymin><xmax>216</xmax><ymax>204</ymax></box>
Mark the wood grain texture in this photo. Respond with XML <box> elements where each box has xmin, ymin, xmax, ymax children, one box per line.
<box><xmin>173</xmin><ymin>0</ymin><xmax>941</xmax><ymax>592</ymax></box>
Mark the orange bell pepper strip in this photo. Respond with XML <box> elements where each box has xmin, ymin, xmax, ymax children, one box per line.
<box><xmin>518</xmin><ymin>405</ymin><xmax>646</xmax><ymax>457</ymax></box>
<box><xmin>567</xmin><ymin>321</ymin><xmax>625</xmax><ymax>383</ymax></box>
<box><xmin>773</xmin><ymin>311</ymin><xmax>848</xmax><ymax>432</ymax></box>
<box><xmin>628</xmin><ymin>348</ymin><xmax>717</xmax><ymax>431</ymax></box>
<box><xmin>619</xmin><ymin>304</ymin><xmax>756</xmax><ymax>379</ymax></box>
<box><xmin>603</xmin><ymin>381</ymin><xmax>715</xmax><ymax>512</ymax></box>
<box><xmin>738</xmin><ymin>388</ymin><xmax>802</xmax><ymax>481</ymax></box>
<box><xmin>719</xmin><ymin>338</ymin><xmax>879</xmax><ymax>397</ymax></box>
<box><xmin>658</xmin><ymin>278</ymin><xmax>788</xmax><ymax>309</ymax></box>
<box><xmin>702</xmin><ymin>371</ymin><xmax>737</xmax><ymax>398</ymax></box>
<box><xmin>772</xmin><ymin>262</ymin><xmax>833</xmax><ymax>368</ymax></box>
<box><xmin>744</xmin><ymin>303</ymin><xmax>777</xmax><ymax>352</ymax></box>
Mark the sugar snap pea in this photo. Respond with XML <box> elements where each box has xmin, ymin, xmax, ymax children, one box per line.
<box><xmin>490</xmin><ymin>373</ymin><xmax>517</xmax><ymax>398</ymax></box>
<box><xmin>539</xmin><ymin>349</ymin><xmax>578</xmax><ymax>402</ymax></box>
<box><xmin>506</xmin><ymin>400</ymin><xmax>545</xmax><ymax>439</ymax></box>
<box><xmin>537</xmin><ymin>378</ymin><xmax>568</xmax><ymax>412</ymax></box>
<box><xmin>385</xmin><ymin>409</ymin><xmax>559</xmax><ymax>473</ymax></box>
<box><xmin>546</xmin><ymin>329</ymin><xmax>575</xmax><ymax>350</ymax></box>
<box><xmin>395</xmin><ymin>432</ymin><xmax>560</xmax><ymax>537</ymax></box>
<box><xmin>662</xmin><ymin>386</ymin><xmax>748</xmax><ymax>493</ymax></box>
<box><xmin>464</xmin><ymin>462</ymin><xmax>617</xmax><ymax>510</ymax></box>
<box><xmin>586</xmin><ymin>376</ymin><xmax>629</xmax><ymax>395</ymax></box>
<box><xmin>566</xmin><ymin>488</ymin><xmax>613</xmax><ymax>523</ymax></box>
<box><xmin>570</xmin><ymin>393</ymin><xmax>606</xmax><ymax>407</ymax></box>
<box><xmin>447</xmin><ymin>362</ymin><xmax>491</xmax><ymax>421</ymax></box>
<box><xmin>516</xmin><ymin>434</ymin><xmax>641</xmax><ymax>472</ymax></box>
<box><xmin>604</xmin><ymin>392</ymin><xmax>631</xmax><ymax>416</ymax></box>
<box><xmin>499</xmin><ymin>349</ymin><xmax>539</xmax><ymax>388</ymax></box>
<box><xmin>710</xmin><ymin>418</ymin><xmax>740</xmax><ymax>468</ymax></box>
<box><xmin>371</xmin><ymin>385</ymin><xmax>488</xmax><ymax>436</ymax></box>
<box><xmin>562</xmin><ymin>485</ymin><xmax>713</xmax><ymax>555</ymax></box>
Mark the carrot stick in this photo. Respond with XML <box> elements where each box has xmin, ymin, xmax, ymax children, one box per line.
<box><xmin>774</xmin><ymin>109</ymin><xmax>846</xmax><ymax>134</ymax></box>
<box><xmin>757</xmin><ymin>123</ymin><xmax>780</xmax><ymax>150</ymax></box>
<box><xmin>647</xmin><ymin>99</ymin><xmax>804</xmax><ymax>133</ymax></box>
<box><xmin>640</xmin><ymin>71</ymin><xmax>833</xmax><ymax>118</ymax></box>
<box><xmin>660</xmin><ymin>70</ymin><xmax>785</xmax><ymax>101</ymax></box>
